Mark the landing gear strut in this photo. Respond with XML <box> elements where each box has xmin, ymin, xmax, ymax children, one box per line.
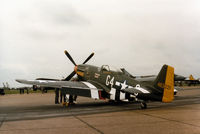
<box><xmin>62</xmin><ymin>95</ymin><xmax>77</xmax><ymax>107</ymax></box>
<box><xmin>140</xmin><ymin>102</ymin><xmax>147</xmax><ymax>109</ymax></box>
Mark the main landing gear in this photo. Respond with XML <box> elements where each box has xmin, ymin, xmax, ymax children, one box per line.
<box><xmin>140</xmin><ymin>102</ymin><xmax>147</xmax><ymax>109</ymax></box>
<box><xmin>135</xmin><ymin>97</ymin><xmax>147</xmax><ymax>109</ymax></box>
<box><xmin>62</xmin><ymin>95</ymin><xmax>77</xmax><ymax>107</ymax></box>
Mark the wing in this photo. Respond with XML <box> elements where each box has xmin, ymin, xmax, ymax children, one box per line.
<box><xmin>16</xmin><ymin>79</ymin><xmax>104</xmax><ymax>100</ymax></box>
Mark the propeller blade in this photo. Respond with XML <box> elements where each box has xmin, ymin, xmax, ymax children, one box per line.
<box><xmin>64</xmin><ymin>50</ymin><xmax>77</xmax><ymax>66</ymax></box>
<box><xmin>83</xmin><ymin>53</ymin><xmax>94</xmax><ymax>64</ymax></box>
<box><xmin>64</xmin><ymin>71</ymin><xmax>76</xmax><ymax>81</ymax></box>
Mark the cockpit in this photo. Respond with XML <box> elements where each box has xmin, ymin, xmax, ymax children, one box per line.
<box><xmin>101</xmin><ymin>65</ymin><xmax>123</xmax><ymax>73</ymax></box>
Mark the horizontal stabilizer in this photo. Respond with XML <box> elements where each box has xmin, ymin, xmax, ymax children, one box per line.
<box><xmin>122</xmin><ymin>87</ymin><xmax>150</xmax><ymax>94</ymax></box>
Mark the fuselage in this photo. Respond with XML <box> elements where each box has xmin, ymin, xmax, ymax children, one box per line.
<box><xmin>76</xmin><ymin>64</ymin><xmax>162</xmax><ymax>101</ymax></box>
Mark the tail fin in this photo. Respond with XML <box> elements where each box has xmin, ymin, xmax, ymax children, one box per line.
<box><xmin>153</xmin><ymin>65</ymin><xmax>174</xmax><ymax>103</ymax></box>
<box><xmin>189</xmin><ymin>75</ymin><xmax>195</xmax><ymax>80</ymax></box>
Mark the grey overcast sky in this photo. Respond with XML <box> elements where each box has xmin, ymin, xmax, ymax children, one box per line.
<box><xmin>1</xmin><ymin>0</ymin><xmax>200</xmax><ymax>87</ymax></box>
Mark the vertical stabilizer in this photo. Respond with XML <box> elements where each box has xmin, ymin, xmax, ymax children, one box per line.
<box><xmin>189</xmin><ymin>75</ymin><xmax>195</xmax><ymax>80</ymax></box>
<box><xmin>154</xmin><ymin>65</ymin><xmax>174</xmax><ymax>103</ymax></box>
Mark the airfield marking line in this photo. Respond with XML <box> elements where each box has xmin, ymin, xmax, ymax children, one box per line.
<box><xmin>72</xmin><ymin>115</ymin><xmax>104</xmax><ymax>134</ymax></box>
<box><xmin>136</xmin><ymin>111</ymin><xmax>200</xmax><ymax>128</ymax></box>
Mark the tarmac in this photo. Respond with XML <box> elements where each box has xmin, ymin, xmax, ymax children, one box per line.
<box><xmin>0</xmin><ymin>87</ymin><xmax>200</xmax><ymax>134</ymax></box>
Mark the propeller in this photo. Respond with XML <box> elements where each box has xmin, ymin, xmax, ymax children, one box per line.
<box><xmin>83</xmin><ymin>53</ymin><xmax>94</xmax><ymax>64</ymax></box>
<box><xmin>64</xmin><ymin>71</ymin><xmax>76</xmax><ymax>81</ymax></box>
<box><xmin>64</xmin><ymin>50</ymin><xmax>77</xmax><ymax>66</ymax></box>
<box><xmin>64</xmin><ymin>51</ymin><xmax>94</xmax><ymax>81</ymax></box>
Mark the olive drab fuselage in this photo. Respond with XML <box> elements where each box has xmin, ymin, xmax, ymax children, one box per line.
<box><xmin>76</xmin><ymin>64</ymin><xmax>161</xmax><ymax>101</ymax></box>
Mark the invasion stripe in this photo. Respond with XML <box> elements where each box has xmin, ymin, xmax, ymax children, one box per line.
<box><xmin>82</xmin><ymin>82</ymin><xmax>99</xmax><ymax>100</ymax></box>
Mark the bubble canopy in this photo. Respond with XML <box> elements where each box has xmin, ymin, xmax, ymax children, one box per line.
<box><xmin>101</xmin><ymin>65</ymin><xmax>122</xmax><ymax>73</ymax></box>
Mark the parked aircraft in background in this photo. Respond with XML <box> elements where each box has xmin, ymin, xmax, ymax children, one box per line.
<box><xmin>184</xmin><ymin>75</ymin><xmax>200</xmax><ymax>86</ymax></box>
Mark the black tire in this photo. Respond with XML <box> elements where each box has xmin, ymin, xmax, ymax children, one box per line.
<box><xmin>140</xmin><ymin>102</ymin><xmax>147</xmax><ymax>109</ymax></box>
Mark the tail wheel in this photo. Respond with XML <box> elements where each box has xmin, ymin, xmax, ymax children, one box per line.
<box><xmin>140</xmin><ymin>102</ymin><xmax>147</xmax><ymax>109</ymax></box>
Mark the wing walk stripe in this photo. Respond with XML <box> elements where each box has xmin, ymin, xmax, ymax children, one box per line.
<box><xmin>82</xmin><ymin>82</ymin><xmax>99</xmax><ymax>99</ymax></box>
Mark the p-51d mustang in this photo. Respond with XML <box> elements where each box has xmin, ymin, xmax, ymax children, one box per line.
<box><xmin>16</xmin><ymin>51</ymin><xmax>174</xmax><ymax>109</ymax></box>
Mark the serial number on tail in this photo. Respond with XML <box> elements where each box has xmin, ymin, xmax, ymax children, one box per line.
<box><xmin>157</xmin><ymin>82</ymin><xmax>172</xmax><ymax>90</ymax></box>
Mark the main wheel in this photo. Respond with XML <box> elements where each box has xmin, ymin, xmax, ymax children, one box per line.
<box><xmin>140</xmin><ymin>102</ymin><xmax>147</xmax><ymax>109</ymax></box>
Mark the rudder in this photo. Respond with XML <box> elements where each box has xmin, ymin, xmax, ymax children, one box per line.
<box><xmin>189</xmin><ymin>75</ymin><xmax>195</xmax><ymax>80</ymax></box>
